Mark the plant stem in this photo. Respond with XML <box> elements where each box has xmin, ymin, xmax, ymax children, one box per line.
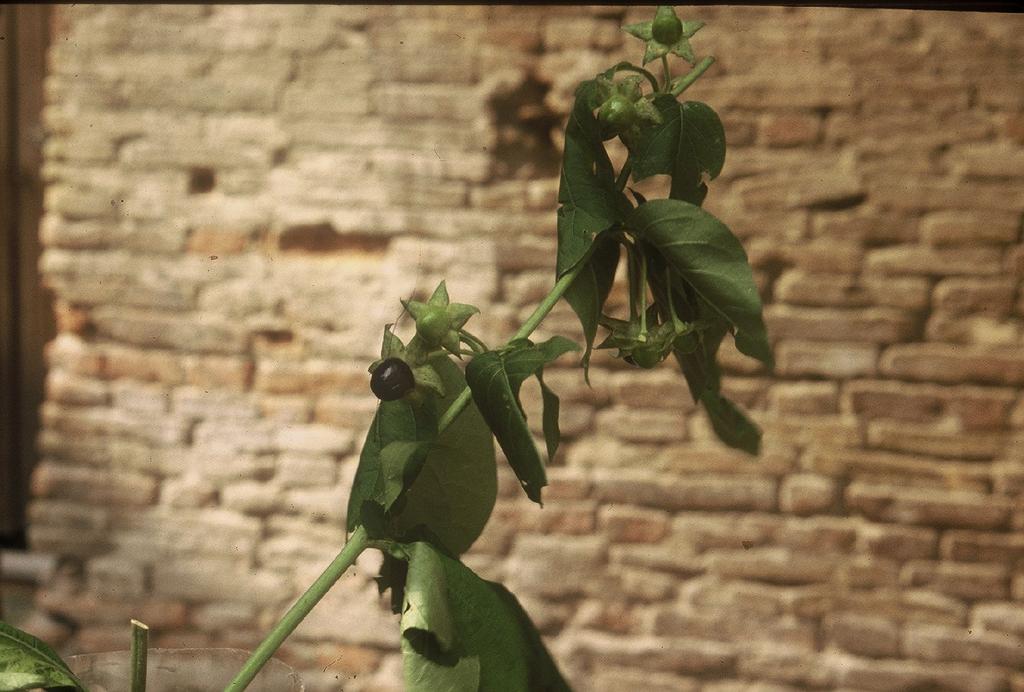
<box><xmin>514</xmin><ymin>261</ymin><xmax>586</xmax><ymax>341</ymax></box>
<box><xmin>660</xmin><ymin>55</ymin><xmax>671</xmax><ymax>91</ymax></box>
<box><xmin>225</xmin><ymin>526</ymin><xmax>370</xmax><ymax>692</ymax></box>
<box><xmin>130</xmin><ymin>619</ymin><xmax>148</xmax><ymax>692</ymax></box>
<box><xmin>671</xmin><ymin>56</ymin><xmax>715</xmax><ymax>96</ymax></box>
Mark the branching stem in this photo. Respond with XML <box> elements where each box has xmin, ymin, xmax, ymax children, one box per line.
<box><xmin>671</xmin><ymin>56</ymin><xmax>715</xmax><ymax>96</ymax></box>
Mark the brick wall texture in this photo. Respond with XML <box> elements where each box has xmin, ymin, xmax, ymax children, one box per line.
<box><xmin>29</xmin><ymin>4</ymin><xmax>1024</xmax><ymax>691</ymax></box>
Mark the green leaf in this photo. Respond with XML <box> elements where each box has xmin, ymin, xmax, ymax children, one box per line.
<box><xmin>556</xmin><ymin>80</ymin><xmax>627</xmax><ymax>277</ymax></box>
<box><xmin>630</xmin><ymin>199</ymin><xmax>773</xmax><ymax>368</ymax></box>
<box><xmin>562</xmin><ymin>235</ymin><xmax>619</xmax><ymax>382</ymax></box>
<box><xmin>537</xmin><ymin>371</ymin><xmax>561</xmax><ymax>463</ymax></box>
<box><xmin>701</xmin><ymin>389</ymin><xmax>762</xmax><ymax>455</ymax></box>
<box><xmin>395</xmin><ymin>542</ymin><xmax>571</xmax><ymax>692</ymax></box>
<box><xmin>395</xmin><ymin>356</ymin><xmax>497</xmax><ymax>556</ymax></box>
<box><xmin>347</xmin><ymin>394</ymin><xmax>438</xmax><ymax>533</ymax></box>
<box><xmin>465</xmin><ymin>338</ymin><xmax>579</xmax><ymax>504</ymax></box>
<box><xmin>629</xmin><ymin>97</ymin><xmax>725</xmax><ymax>208</ymax></box>
<box><xmin>0</xmin><ymin>620</ymin><xmax>86</xmax><ymax>692</ymax></box>
<box><xmin>671</xmin><ymin>101</ymin><xmax>725</xmax><ymax>205</ymax></box>
<box><xmin>379</xmin><ymin>441</ymin><xmax>433</xmax><ymax>510</ymax></box>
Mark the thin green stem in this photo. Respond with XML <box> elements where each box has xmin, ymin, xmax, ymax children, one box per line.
<box><xmin>608</xmin><ymin>63</ymin><xmax>659</xmax><ymax>92</ymax></box>
<box><xmin>513</xmin><ymin>260</ymin><xmax>587</xmax><ymax>342</ymax></box>
<box><xmin>638</xmin><ymin>248</ymin><xmax>648</xmax><ymax>337</ymax></box>
<box><xmin>670</xmin><ymin>56</ymin><xmax>715</xmax><ymax>97</ymax></box>
<box><xmin>437</xmin><ymin>387</ymin><xmax>473</xmax><ymax>434</ymax></box>
<box><xmin>437</xmin><ymin>259</ymin><xmax>591</xmax><ymax>433</ymax></box>
<box><xmin>225</xmin><ymin>526</ymin><xmax>369</xmax><ymax>692</ymax></box>
<box><xmin>660</xmin><ymin>55</ymin><xmax>671</xmax><ymax>91</ymax></box>
<box><xmin>459</xmin><ymin>329</ymin><xmax>488</xmax><ymax>354</ymax></box>
<box><xmin>130</xmin><ymin>619</ymin><xmax>148</xmax><ymax>692</ymax></box>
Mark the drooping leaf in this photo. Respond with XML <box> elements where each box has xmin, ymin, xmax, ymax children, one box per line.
<box><xmin>629</xmin><ymin>198</ymin><xmax>773</xmax><ymax>368</ymax></box>
<box><xmin>346</xmin><ymin>392</ymin><xmax>438</xmax><ymax>534</ymax></box>
<box><xmin>700</xmin><ymin>389</ymin><xmax>762</xmax><ymax>455</ymax></box>
<box><xmin>537</xmin><ymin>371</ymin><xmax>561</xmax><ymax>463</ymax></box>
<box><xmin>562</xmin><ymin>233</ymin><xmax>620</xmax><ymax>381</ymax></box>
<box><xmin>556</xmin><ymin>80</ymin><xmax>629</xmax><ymax>277</ymax></box>
<box><xmin>0</xmin><ymin>620</ymin><xmax>85</xmax><ymax>692</ymax></box>
<box><xmin>394</xmin><ymin>542</ymin><xmax>572</xmax><ymax>692</ymax></box>
<box><xmin>395</xmin><ymin>356</ymin><xmax>497</xmax><ymax>556</ymax></box>
<box><xmin>465</xmin><ymin>338</ymin><xmax>579</xmax><ymax>504</ymax></box>
<box><xmin>629</xmin><ymin>94</ymin><xmax>681</xmax><ymax>182</ymax></box>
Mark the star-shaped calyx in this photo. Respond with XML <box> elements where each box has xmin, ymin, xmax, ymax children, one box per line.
<box><xmin>402</xmin><ymin>281</ymin><xmax>479</xmax><ymax>358</ymax></box>
<box><xmin>623</xmin><ymin>6</ymin><xmax>705</xmax><ymax>66</ymax></box>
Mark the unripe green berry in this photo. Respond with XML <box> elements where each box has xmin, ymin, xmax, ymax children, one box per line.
<box><xmin>598</xmin><ymin>95</ymin><xmax>637</xmax><ymax>134</ymax></box>
<box><xmin>652</xmin><ymin>7</ymin><xmax>683</xmax><ymax>45</ymax></box>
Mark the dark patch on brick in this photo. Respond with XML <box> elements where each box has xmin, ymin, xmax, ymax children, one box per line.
<box><xmin>488</xmin><ymin>75</ymin><xmax>561</xmax><ymax>180</ymax></box>
<box><xmin>255</xmin><ymin>329</ymin><xmax>293</xmax><ymax>344</ymax></box>
<box><xmin>187</xmin><ymin>167</ymin><xmax>216</xmax><ymax>194</ymax></box>
<box><xmin>278</xmin><ymin>223</ymin><xmax>389</xmax><ymax>255</ymax></box>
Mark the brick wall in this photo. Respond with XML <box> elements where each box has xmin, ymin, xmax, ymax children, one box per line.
<box><xmin>29</xmin><ymin>5</ymin><xmax>1024</xmax><ymax>691</ymax></box>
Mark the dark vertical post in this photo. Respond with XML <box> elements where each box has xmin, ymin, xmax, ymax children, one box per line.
<box><xmin>1</xmin><ymin>4</ymin><xmax>53</xmax><ymax>547</ymax></box>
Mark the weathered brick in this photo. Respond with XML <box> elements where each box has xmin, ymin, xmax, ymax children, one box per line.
<box><xmin>776</xmin><ymin>340</ymin><xmax>878</xmax><ymax>378</ymax></box>
<box><xmin>768</xmin><ymin>382</ymin><xmax>838</xmax><ymax>415</ymax></box>
<box><xmin>834</xmin><ymin>655</ymin><xmax>1010</xmax><ymax>692</ymax></box>
<box><xmin>506</xmin><ymin>534</ymin><xmax>607</xmax><ymax>599</ymax></box>
<box><xmin>867</xmin><ymin>245</ymin><xmax>1005</xmax><ymax>276</ymax></box>
<box><xmin>845</xmin><ymin>482</ymin><xmax>1012</xmax><ymax>530</ymax></box>
<box><xmin>881</xmin><ymin>343</ymin><xmax>1024</xmax><ymax>385</ymax></box>
<box><xmin>778</xmin><ymin>473</ymin><xmax>838</xmax><ymax>515</ymax></box>
<box><xmin>940</xmin><ymin>531</ymin><xmax>1024</xmax><ymax>564</ymax></box>
<box><xmin>857</xmin><ymin>523</ymin><xmax>938</xmax><ymax>561</ymax></box>
<box><xmin>153</xmin><ymin>560</ymin><xmax>289</xmax><ymax>605</ymax></box>
<box><xmin>593</xmin><ymin>470</ymin><xmax>777</xmax><ymax>513</ymax></box>
<box><xmin>774</xmin><ymin>271</ymin><xmax>930</xmax><ymax>310</ymax></box>
<box><xmin>904</xmin><ymin>622</ymin><xmax>1024</xmax><ymax>668</ymax></box>
<box><xmin>759</xmin><ymin>112</ymin><xmax>822</xmax><ymax>147</ymax></box>
<box><xmin>563</xmin><ymin>630</ymin><xmax>737</xmax><ymax>676</ymax></box>
<box><xmin>867</xmin><ymin>420</ymin><xmax>1007</xmax><ymax>460</ymax></box>
<box><xmin>901</xmin><ymin>561</ymin><xmax>1010</xmax><ymax>601</ymax></box>
<box><xmin>706</xmin><ymin>547</ymin><xmax>836</xmax><ymax>586</ymax></box>
<box><xmin>598</xmin><ymin>505</ymin><xmax>670</xmax><ymax>544</ymax></box>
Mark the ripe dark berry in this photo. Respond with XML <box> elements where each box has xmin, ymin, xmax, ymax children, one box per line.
<box><xmin>370</xmin><ymin>357</ymin><xmax>416</xmax><ymax>401</ymax></box>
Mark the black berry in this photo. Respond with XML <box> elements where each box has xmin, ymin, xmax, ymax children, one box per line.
<box><xmin>371</xmin><ymin>357</ymin><xmax>416</xmax><ymax>401</ymax></box>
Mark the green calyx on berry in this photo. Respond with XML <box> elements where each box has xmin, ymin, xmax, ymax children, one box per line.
<box><xmin>623</xmin><ymin>5</ymin><xmax>705</xmax><ymax>65</ymax></box>
<box><xmin>402</xmin><ymin>281</ymin><xmax>480</xmax><ymax>356</ymax></box>
<box><xmin>595</xmin><ymin>74</ymin><xmax>662</xmax><ymax>141</ymax></box>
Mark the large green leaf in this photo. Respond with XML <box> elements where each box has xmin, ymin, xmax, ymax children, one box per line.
<box><xmin>395</xmin><ymin>542</ymin><xmax>571</xmax><ymax>692</ymax></box>
<box><xmin>556</xmin><ymin>80</ymin><xmax>628</xmax><ymax>277</ymax></box>
<box><xmin>562</xmin><ymin>233</ymin><xmax>620</xmax><ymax>381</ymax></box>
<box><xmin>395</xmin><ymin>357</ymin><xmax>497</xmax><ymax>556</ymax></box>
<box><xmin>465</xmin><ymin>337</ymin><xmax>579</xmax><ymax>504</ymax></box>
<box><xmin>628</xmin><ymin>96</ymin><xmax>725</xmax><ymax>207</ymax></box>
<box><xmin>346</xmin><ymin>382</ymin><xmax>438</xmax><ymax>534</ymax></box>
<box><xmin>629</xmin><ymin>199</ymin><xmax>773</xmax><ymax>368</ymax></box>
<box><xmin>0</xmin><ymin>620</ymin><xmax>85</xmax><ymax>692</ymax></box>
